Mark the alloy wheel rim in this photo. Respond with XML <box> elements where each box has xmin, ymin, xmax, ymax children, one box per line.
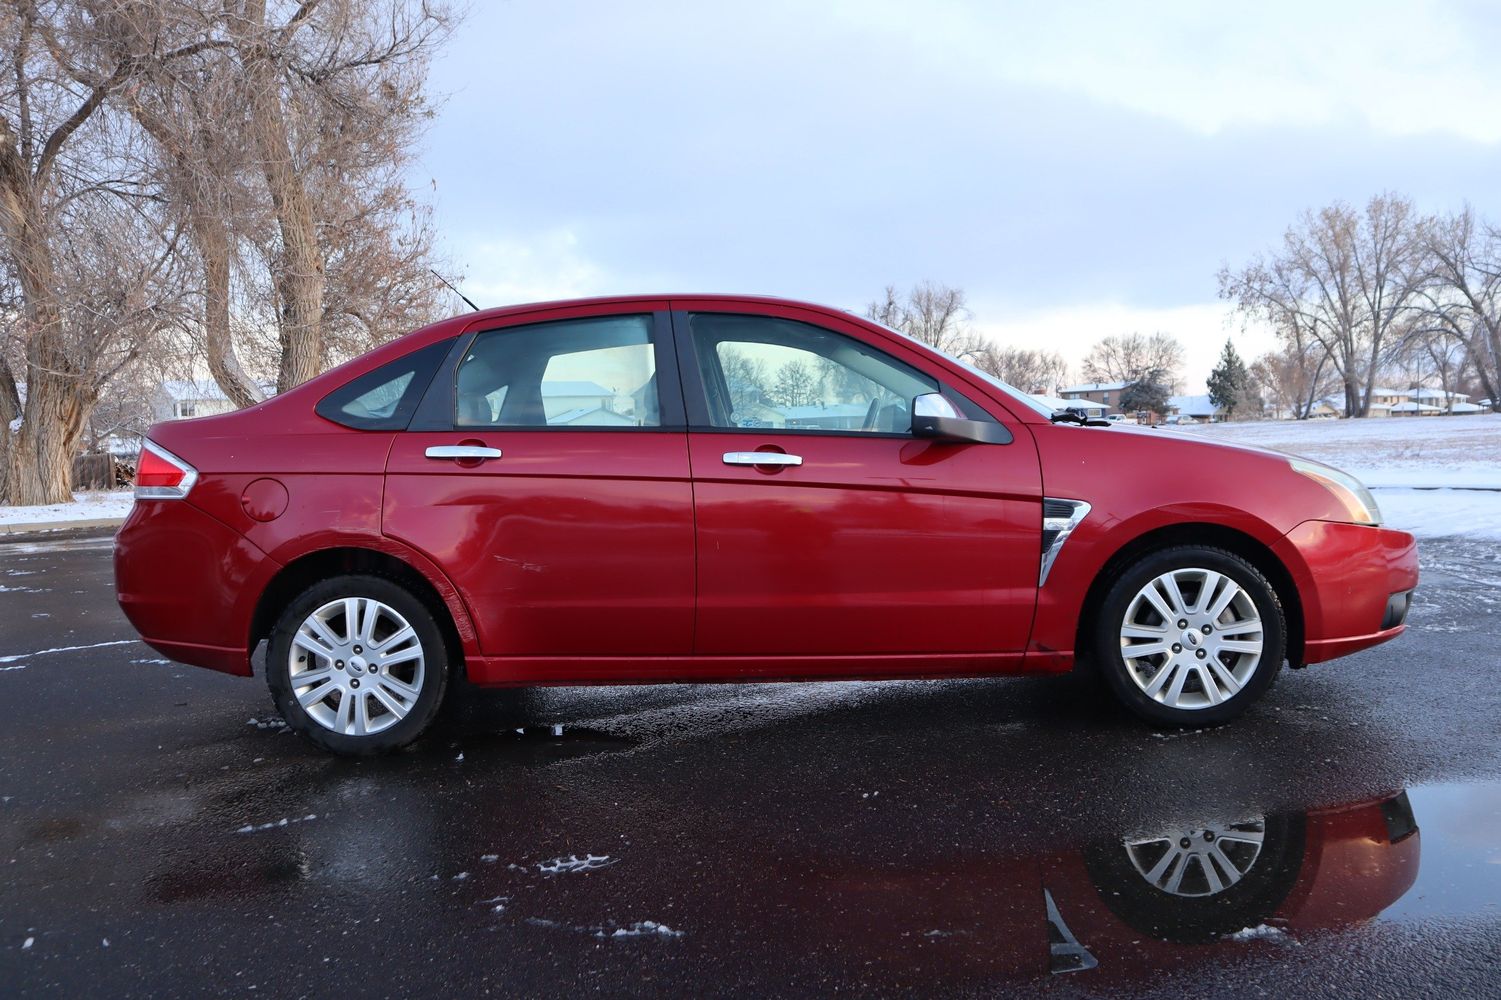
<box><xmin>1124</xmin><ymin>819</ymin><xmax>1267</xmax><ymax>897</ymax></box>
<box><xmin>1119</xmin><ymin>567</ymin><xmax>1264</xmax><ymax>710</ymax></box>
<box><xmin>288</xmin><ymin>597</ymin><xmax>425</xmax><ymax>736</ymax></box>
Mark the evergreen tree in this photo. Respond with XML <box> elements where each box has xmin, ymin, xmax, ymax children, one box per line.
<box><xmin>1207</xmin><ymin>339</ymin><xmax>1251</xmax><ymax>420</ymax></box>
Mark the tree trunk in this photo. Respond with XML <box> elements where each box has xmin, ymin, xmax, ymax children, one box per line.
<box><xmin>5</xmin><ymin>371</ymin><xmax>90</xmax><ymax>506</ymax></box>
<box><xmin>0</xmin><ymin>122</ymin><xmax>81</xmax><ymax>505</ymax></box>
<box><xmin>237</xmin><ymin>0</ymin><xmax>325</xmax><ymax>393</ymax></box>
<box><xmin>200</xmin><ymin>216</ymin><xmax>266</xmax><ymax>409</ymax></box>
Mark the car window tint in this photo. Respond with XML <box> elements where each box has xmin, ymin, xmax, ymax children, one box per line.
<box><xmin>688</xmin><ymin>313</ymin><xmax>938</xmax><ymax>433</ymax></box>
<box><xmin>456</xmin><ymin>315</ymin><xmax>659</xmax><ymax>428</ymax></box>
<box><xmin>316</xmin><ymin>339</ymin><xmax>452</xmax><ymax>430</ymax></box>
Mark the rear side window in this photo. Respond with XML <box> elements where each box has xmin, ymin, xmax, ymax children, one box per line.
<box><xmin>316</xmin><ymin>339</ymin><xmax>453</xmax><ymax>430</ymax></box>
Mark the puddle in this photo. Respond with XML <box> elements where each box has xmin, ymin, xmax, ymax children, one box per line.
<box><xmin>1375</xmin><ymin>781</ymin><xmax>1501</xmax><ymax>923</ymax></box>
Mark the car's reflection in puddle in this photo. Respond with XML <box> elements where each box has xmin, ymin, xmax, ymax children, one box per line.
<box><xmin>806</xmin><ymin>790</ymin><xmax>1420</xmax><ymax>982</ymax></box>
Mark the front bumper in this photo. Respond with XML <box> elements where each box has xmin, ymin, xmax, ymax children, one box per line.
<box><xmin>1273</xmin><ymin>521</ymin><xmax>1419</xmax><ymax>665</ymax></box>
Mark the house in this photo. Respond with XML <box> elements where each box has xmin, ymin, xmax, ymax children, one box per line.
<box><xmin>541</xmin><ymin>381</ymin><xmax>616</xmax><ymax>421</ymax></box>
<box><xmin>1030</xmin><ymin>393</ymin><xmax>1106</xmax><ymax>417</ymax></box>
<box><xmin>1166</xmin><ymin>394</ymin><xmax>1221</xmax><ymax>423</ymax></box>
<box><xmin>152</xmin><ymin>379</ymin><xmax>240</xmax><ymax>422</ymax></box>
<box><xmin>775</xmin><ymin>403</ymin><xmax>870</xmax><ymax>430</ymax></box>
<box><xmin>1410</xmin><ymin>388</ymin><xmax>1484</xmax><ymax>414</ymax></box>
<box><xmin>1058</xmin><ymin>381</ymin><xmax>1131</xmax><ymax>415</ymax></box>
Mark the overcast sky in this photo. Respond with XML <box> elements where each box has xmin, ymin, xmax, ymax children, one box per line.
<box><xmin>412</xmin><ymin>0</ymin><xmax>1501</xmax><ymax>392</ymax></box>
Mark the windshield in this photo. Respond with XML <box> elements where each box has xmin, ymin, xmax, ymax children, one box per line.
<box><xmin>862</xmin><ymin>316</ymin><xmax>1057</xmax><ymax>418</ymax></box>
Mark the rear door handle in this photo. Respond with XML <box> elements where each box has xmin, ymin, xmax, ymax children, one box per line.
<box><xmin>425</xmin><ymin>445</ymin><xmax>503</xmax><ymax>461</ymax></box>
<box><xmin>723</xmin><ymin>451</ymin><xmax>802</xmax><ymax>467</ymax></box>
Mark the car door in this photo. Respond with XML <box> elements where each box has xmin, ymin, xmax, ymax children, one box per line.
<box><xmin>676</xmin><ymin>306</ymin><xmax>1042</xmax><ymax>666</ymax></box>
<box><xmin>383</xmin><ymin>305</ymin><xmax>695</xmax><ymax>671</ymax></box>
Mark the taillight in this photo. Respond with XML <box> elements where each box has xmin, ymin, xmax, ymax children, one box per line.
<box><xmin>135</xmin><ymin>440</ymin><xmax>198</xmax><ymax>499</ymax></box>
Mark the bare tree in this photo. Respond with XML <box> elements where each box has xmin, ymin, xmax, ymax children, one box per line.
<box><xmin>1081</xmin><ymin>332</ymin><xmax>1184</xmax><ymax>390</ymax></box>
<box><xmin>0</xmin><ymin>2</ymin><xmax>205</xmax><ymax>504</ymax></box>
<box><xmin>226</xmin><ymin>0</ymin><xmax>456</xmax><ymax>393</ymax></box>
<box><xmin>866</xmin><ymin>281</ymin><xmax>983</xmax><ymax>359</ymax></box>
<box><xmin>772</xmin><ymin>360</ymin><xmax>817</xmax><ymax>408</ymax></box>
<box><xmin>969</xmin><ymin>344</ymin><xmax>1068</xmax><ymax>393</ymax></box>
<box><xmin>1415</xmin><ymin>206</ymin><xmax>1501</xmax><ymax>411</ymax></box>
<box><xmin>1221</xmin><ymin>194</ymin><xmax>1425</xmax><ymax>417</ymax></box>
<box><xmin>1250</xmin><ymin>336</ymin><xmax>1338</xmax><ymax>420</ymax></box>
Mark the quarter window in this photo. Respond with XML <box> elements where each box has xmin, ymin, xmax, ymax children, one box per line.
<box><xmin>688</xmin><ymin>313</ymin><xmax>939</xmax><ymax>433</ymax></box>
<box><xmin>316</xmin><ymin>338</ymin><xmax>453</xmax><ymax>431</ymax></box>
<box><xmin>456</xmin><ymin>315</ymin><xmax>660</xmax><ymax>428</ymax></box>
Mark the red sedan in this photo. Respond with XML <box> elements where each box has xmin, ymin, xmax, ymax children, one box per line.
<box><xmin>114</xmin><ymin>296</ymin><xmax>1418</xmax><ymax>754</ymax></box>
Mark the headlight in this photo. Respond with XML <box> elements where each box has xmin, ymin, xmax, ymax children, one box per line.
<box><xmin>1289</xmin><ymin>458</ymin><xmax>1382</xmax><ymax>526</ymax></box>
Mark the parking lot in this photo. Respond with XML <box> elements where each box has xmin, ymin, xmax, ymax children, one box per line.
<box><xmin>2</xmin><ymin>528</ymin><xmax>1499</xmax><ymax>998</ymax></box>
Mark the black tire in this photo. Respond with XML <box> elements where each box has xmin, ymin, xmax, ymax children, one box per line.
<box><xmin>266</xmin><ymin>574</ymin><xmax>450</xmax><ymax>756</ymax></box>
<box><xmin>1082</xmin><ymin>812</ymin><xmax>1307</xmax><ymax>944</ymax></box>
<box><xmin>1090</xmin><ymin>546</ymin><xmax>1286</xmax><ymax>727</ymax></box>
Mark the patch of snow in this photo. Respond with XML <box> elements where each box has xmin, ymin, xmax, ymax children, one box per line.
<box><xmin>236</xmin><ymin>813</ymin><xmax>318</xmax><ymax>834</ymax></box>
<box><xmin>0</xmin><ymin>489</ymin><xmax>134</xmax><ymax>526</ymax></box>
<box><xmin>599</xmin><ymin>921</ymin><xmax>684</xmax><ymax>939</ymax></box>
<box><xmin>22</xmin><ymin>936</ymin><xmax>34</xmax><ymax>950</ymax></box>
<box><xmin>537</xmin><ymin>854</ymin><xmax>618</xmax><ymax>875</ymax></box>
<box><xmin>1227</xmin><ymin>924</ymin><xmax>1289</xmax><ymax>942</ymax></box>
<box><xmin>0</xmin><ymin>638</ymin><xmax>139</xmax><ymax>667</ymax></box>
<box><xmin>480</xmin><ymin>854</ymin><xmax>499</xmax><ymax>863</ymax></box>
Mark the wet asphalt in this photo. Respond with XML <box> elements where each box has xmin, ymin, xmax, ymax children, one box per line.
<box><xmin>1</xmin><ymin>529</ymin><xmax>1499</xmax><ymax>998</ymax></box>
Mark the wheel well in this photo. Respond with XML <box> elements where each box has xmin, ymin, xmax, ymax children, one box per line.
<box><xmin>248</xmin><ymin>547</ymin><xmax>466</xmax><ymax>676</ymax></box>
<box><xmin>1074</xmin><ymin>523</ymin><xmax>1305</xmax><ymax>667</ymax></box>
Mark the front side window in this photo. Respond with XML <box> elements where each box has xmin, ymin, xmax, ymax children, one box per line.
<box><xmin>688</xmin><ymin>313</ymin><xmax>939</xmax><ymax>433</ymax></box>
<box><xmin>455</xmin><ymin>315</ymin><xmax>659</xmax><ymax>428</ymax></box>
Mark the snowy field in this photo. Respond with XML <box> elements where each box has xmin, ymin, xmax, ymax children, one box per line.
<box><xmin>1171</xmin><ymin>413</ymin><xmax>1501</xmax><ymax>541</ymax></box>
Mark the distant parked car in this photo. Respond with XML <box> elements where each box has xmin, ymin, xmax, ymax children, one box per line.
<box><xmin>1104</xmin><ymin>413</ymin><xmax>1127</xmax><ymax>424</ymax></box>
<box><xmin>115</xmin><ymin>296</ymin><xmax>1418</xmax><ymax>755</ymax></box>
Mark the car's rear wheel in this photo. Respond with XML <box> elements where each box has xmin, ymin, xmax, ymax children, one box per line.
<box><xmin>266</xmin><ymin>575</ymin><xmax>449</xmax><ymax>755</ymax></box>
<box><xmin>1091</xmin><ymin>546</ymin><xmax>1285</xmax><ymax>726</ymax></box>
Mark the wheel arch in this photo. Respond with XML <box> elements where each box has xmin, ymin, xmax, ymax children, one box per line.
<box><xmin>1074</xmin><ymin>522</ymin><xmax>1305</xmax><ymax>668</ymax></box>
<box><xmin>248</xmin><ymin>546</ymin><xmax>472</xmax><ymax>676</ymax></box>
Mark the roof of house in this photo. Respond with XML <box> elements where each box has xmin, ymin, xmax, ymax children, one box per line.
<box><xmin>1059</xmin><ymin>381</ymin><xmax>1131</xmax><ymax>394</ymax></box>
<box><xmin>541</xmin><ymin>381</ymin><xmax>612</xmax><ymax>397</ymax></box>
<box><xmin>160</xmin><ymin>378</ymin><xmax>276</xmax><ymax>402</ymax></box>
<box><xmin>1388</xmin><ymin>401</ymin><xmax>1444</xmax><ymax>413</ymax></box>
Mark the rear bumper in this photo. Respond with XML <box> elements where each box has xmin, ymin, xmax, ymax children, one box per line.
<box><xmin>114</xmin><ymin>500</ymin><xmax>277</xmax><ymax>677</ymax></box>
<box><xmin>1274</xmin><ymin>521</ymin><xmax>1419</xmax><ymax>665</ymax></box>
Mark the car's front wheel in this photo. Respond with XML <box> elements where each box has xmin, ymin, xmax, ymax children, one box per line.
<box><xmin>1091</xmin><ymin>546</ymin><xmax>1286</xmax><ymax>726</ymax></box>
<box><xmin>266</xmin><ymin>575</ymin><xmax>450</xmax><ymax>755</ymax></box>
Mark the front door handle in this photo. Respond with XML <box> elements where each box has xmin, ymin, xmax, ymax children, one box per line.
<box><xmin>426</xmin><ymin>445</ymin><xmax>503</xmax><ymax>461</ymax></box>
<box><xmin>723</xmin><ymin>451</ymin><xmax>802</xmax><ymax>467</ymax></box>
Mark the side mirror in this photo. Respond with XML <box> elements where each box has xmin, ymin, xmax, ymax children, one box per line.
<box><xmin>911</xmin><ymin>393</ymin><xmax>1012</xmax><ymax>444</ymax></box>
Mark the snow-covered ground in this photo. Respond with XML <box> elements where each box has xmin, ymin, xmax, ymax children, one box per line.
<box><xmin>0</xmin><ymin>490</ymin><xmax>134</xmax><ymax>528</ymax></box>
<box><xmin>1171</xmin><ymin>413</ymin><xmax>1501</xmax><ymax>541</ymax></box>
